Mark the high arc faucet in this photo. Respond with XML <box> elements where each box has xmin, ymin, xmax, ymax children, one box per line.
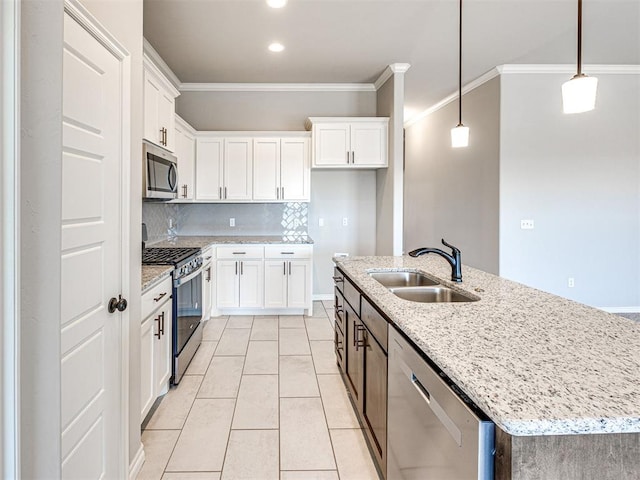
<box><xmin>408</xmin><ymin>239</ymin><xmax>463</xmax><ymax>283</ymax></box>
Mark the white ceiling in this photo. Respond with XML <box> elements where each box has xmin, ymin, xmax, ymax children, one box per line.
<box><xmin>143</xmin><ymin>0</ymin><xmax>640</xmax><ymax>122</ymax></box>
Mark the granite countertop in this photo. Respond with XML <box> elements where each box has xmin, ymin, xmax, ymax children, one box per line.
<box><xmin>335</xmin><ymin>255</ymin><xmax>640</xmax><ymax>437</ymax></box>
<box><xmin>151</xmin><ymin>235</ymin><xmax>314</xmax><ymax>249</ymax></box>
<box><xmin>141</xmin><ymin>265</ymin><xmax>173</xmax><ymax>292</ymax></box>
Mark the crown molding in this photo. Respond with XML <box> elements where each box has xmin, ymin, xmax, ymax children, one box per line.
<box><xmin>374</xmin><ymin>63</ymin><xmax>412</xmax><ymax>90</ymax></box>
<box><xmin>143</xmin><ymin>38</ymin><xmax>182</xmax><ymax>89</ymax></box>
<box><xmin>404</xmin><ymin>63</ymin><xmax>640</xmax><ymax>128</ymax></box>
<box><xmin>179</xmin><ymin>83</ymin><xmax>376</xmax><ymax>92</ymax></box>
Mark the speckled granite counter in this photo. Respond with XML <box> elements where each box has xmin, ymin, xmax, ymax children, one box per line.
<box><xmin>151</xmin><ymin>235</ymin><xmax>314</xmax><ymax>249</ymax></box>
<box><xmin>335</xmin><ymin>255</ymin><xmax>640</xmax><ymax>437</ymax></box>
<box><xmin>141</xmin><ymin>265</ymin><xmax>173</xmax><ymax>292</ymax></box>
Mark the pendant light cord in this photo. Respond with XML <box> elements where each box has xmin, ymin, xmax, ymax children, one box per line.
<box><xmin>577</xmin><ymin>0</ymin><xmax>582</xmax><ymax>76</ymax></box>
<box><xmin>458</xmin><ymin>0</ymin><xmax>463</xmax><ymax>126</ymax></box>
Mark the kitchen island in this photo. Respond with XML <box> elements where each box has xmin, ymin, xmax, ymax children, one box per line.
<box><xmin>334</xmin><ymin>255</ymin><xmax>640</xmax><ymax>479</ymax></box>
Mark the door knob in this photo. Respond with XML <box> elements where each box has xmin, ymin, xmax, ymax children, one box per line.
<box><xmin>108</xmin><ymin>294</ymin><xmax>128</xmax><ymax>313</ymax></box>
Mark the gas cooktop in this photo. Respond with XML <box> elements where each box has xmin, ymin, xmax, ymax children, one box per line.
<box><xmin>142</xmin><ymin>247</ymin><xmax>201</xmax><ymax>266</ymax></box>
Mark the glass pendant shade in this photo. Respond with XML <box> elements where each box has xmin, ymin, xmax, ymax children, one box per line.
<box><xmin>562</xmin><ymin>74</ymin><xmax>598</xmax><ymax>114</ymax></box>
<box><xmin>451</xmin><ymin>124</ymin><xmax>469</xmax><ymax>148</ymax></box>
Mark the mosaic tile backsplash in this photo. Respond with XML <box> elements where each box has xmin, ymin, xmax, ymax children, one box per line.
<box><xmin>142</xmin><ymin>202</ymin><xmax>309</xmax><ymax>245</ymax></box>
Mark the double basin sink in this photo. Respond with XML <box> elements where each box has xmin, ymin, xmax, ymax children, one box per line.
<box><xmin>369</xmin><ymin>271</ymin><xmax>479</xmax><ymax>303</ymax></box>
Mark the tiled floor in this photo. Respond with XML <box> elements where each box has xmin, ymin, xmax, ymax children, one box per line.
<box><xmin>137</xmin><ymin>301</ymin><xmax>380</xmax><ymax>480</ymax></box>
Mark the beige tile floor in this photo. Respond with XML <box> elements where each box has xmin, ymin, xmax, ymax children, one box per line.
<box><xmin>137</xmin><ymin>301</ymin><xmax>380</xmax><ymax>480</ymax></box>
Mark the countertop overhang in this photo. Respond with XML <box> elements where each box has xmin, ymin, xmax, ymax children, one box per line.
<box><xmin>335</xmin><ymin>255</ymin><xmax>640</xmax><ymax>437</ymax></box>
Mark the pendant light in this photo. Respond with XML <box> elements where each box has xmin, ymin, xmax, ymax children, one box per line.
<box><xmin>451</xmin><ymin>0</ymin><xmax>469</xmax><ymax>148</ymax></box>
<box><xmin>562</xmin><ymin>0</ymin><xmax>598</xmax><ymax>114</ymax></box>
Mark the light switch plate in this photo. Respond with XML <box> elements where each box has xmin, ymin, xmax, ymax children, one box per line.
<box><xmin>520</xmin><ymin>219</ymin><xmax>534</xmax><ymax>229</ymax></box>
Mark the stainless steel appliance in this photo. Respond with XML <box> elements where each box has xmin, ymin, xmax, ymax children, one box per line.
<box><xmin>387</xmin><ymin>327</ymin><xmax>495</xmax><ymax>480</ymax></box>
<box><xmin>143</xmin><ymin>141</ymin><xmax>177</xmax><ymax>200</ymax></box>
<box><xmin>142</xmin><ymin>247</ymin><xmax>203</xmax><ymax>384</ymax></box>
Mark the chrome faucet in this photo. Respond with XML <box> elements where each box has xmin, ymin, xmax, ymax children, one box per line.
<box><xmin>408</xmin><ymin>239</ymin><xmax>463</xmax><ymax>282</ymax></box>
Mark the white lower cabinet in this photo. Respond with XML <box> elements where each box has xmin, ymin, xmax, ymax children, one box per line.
<box><xmin>264</xmin><ymin>245</ymin><xmax>312</xmax><ymax>310</ymax></box>
<box><xmin>140</xmin><ymin>277</ymin><xmax>173</xmax><ymax>422</ymax></box>
<box><xmin>202</xmin><ymin>247</ymin><xmax>214</xmax><ymax>320</ymax></box>
<box><xmin>216</xmin><ymin>246</ymin><xmax>264</xmax><ymax>309</ymax></box>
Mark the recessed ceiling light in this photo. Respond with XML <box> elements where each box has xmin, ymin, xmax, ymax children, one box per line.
<box><xmin>268</xmin><ymin>42</ymin><xmax>285</xmax><ymax>53</ymax></box>
<box><xmin>267</xmin><ymin>0</ymin><xmax>287</xmax><ymax>8</ymax></box>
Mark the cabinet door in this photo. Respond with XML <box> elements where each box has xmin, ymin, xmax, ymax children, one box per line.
<box><xmin>202</xmin><ymin>262</ymin><xmax>213</xmax><ymax>320</ymax></box>
<box><xmin>345</xmin><ymin>305</ymin><xmax>364</xmax><ymax>412</ymax></box>
<box><xmin>253</xmin><ymin>138</ymin><xmax>280</xmax><ymax>201</ymax></box>
<box><xmin>175</xmin><ymin>123</ymin><xmax>195</xmax><ymax>200</ymax></box>
<box><xmin>153</xmin><ymin>304</ymin><xmax>172</xmax><ymax>397</ymax></box>
<box><xmin>287</xmin><ymin>260</ymin><xmax>310</xmax><ymax>309</ymax></box>
<box><xmin>314</xmin><ymin>123</ymin><xmax>350</xmax><ymax>167</ymax></box>
<box><xmin>224</xmin><ymin>138</ymin><xmax>253</xmax><ymax>200</ymax></box>
<box><xmin>280</xmin><ymin>137</ymin><xmax>310</xmax><ymax>201</ymax></box>
<box><xmin>140</xmin><ymin>315</ymin><xmax>154</xmax><ymax>420</ymax></box>
<box><xmin>158</xmin><ymin>90</ymin><xmax>175</xmax><ymax>152</ymax></box>
<box><xmin>216</xmin><ymin>260</ymin><xmax>239</xmax><ymax>308</ymax></box>
<box><xmin>363</xmin><ymin>329</ymin><xmax>387</xmax><ymax>471</ymax></box>
<box><xmin>351</xmin><ymin>121</ymin><xmax>387</xmax><ymax>167</ymax></box>
<box><xmin>239</xmin><ymin>260</ymin><xmax>263</xmax><ymax>308</ymax></box>
<box><xmin>143</xmin><ymin>72</ymin><xmax>160</xmax><ymax>146</ymax></box>
<box><xmin>196</xmin><ymin>137</ymin><xmax>224</xmax><ymax>200</ymax></box>
<box><xmin>264</xmin><ymin>260</ymin><xmax>288</xmax><ymax>308</ymax></box>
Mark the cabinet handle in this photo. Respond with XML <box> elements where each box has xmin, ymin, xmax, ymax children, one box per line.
<box><xmin>153</xmin><ymin>292</ymin><xmax>167</xmax><ymax>302</ymax></box>
<box><xmin>354</xmin><ymin>324</ymin><xmax>366</xmax><ymax>351</ymax></box>
<box><xmin>241</xmin><ymin>261</ymin><xmax>244</xmax><ymax>275</ymax></box>
<box><xmin>219</xmin><ymin>186</ymin><xmax>222</xmax><ymax>199</ymax></box>
<box><xmin>155</xmin><ymin>311</ymin><xmax>165</xmax><ymax>339</ymax></box>
<box><xmin>346</xmin><ymin>151</ymin><xmax>349</xmax><ymax>164</ymax></box>
<box><xmin>224</xmin><ymin>186</ymin><xmax>227</xmax><ymax>199</ymax></box>
<box><xmin>235</xmin><ymin>261</ymin><xmax>238</xmax><ymax>275</ymax></box>
<box><xmin>281</xmin><ymin>251</ymin><xmax>294</xmax><ymax>255</ymax></box>
<box><xmin>161</xmin><ymin>311</ymin><xmax>165</xmax><ymax>336</ymax></box>
<box><xmin>281</xmin><ymin>187</ymin><xmax>285</xmax><ymax>199</ymax></box>
<box><xmin>182</xmin><ymin>184</ymin><xmax>187</xmax><ymax>198</ymax></box>
<box><xmin>206</xmin><ymin>266</ymin><xmax>211</xmax><ymax>282</ymax></box>
<box><xmin>283</xmin><ymin>261</ymin><xmax>287</xmax><ymax>275</ymax></box>
<box><xmin>232</xmin><ymin>252</ymin><xmax>246</xmax><ymax>255</ymax></box>
<box><xmin>332</xmin><ymin>276</ymin><xmax>344</xmax><ymax>283</ymax></box>
<box><xmin>288</xmin><ymin>261</ymin><xmax>291</xmax><ymax>275</ymax></box>
<box><xmin>276</xmin><ymin>187</ymin><xmax>279</xmax><ymax>199</ymax></box>
<box><xmin>351</xmin><ymin>151</ymin><xmax>355</xmax><ymax>163</ymax></box>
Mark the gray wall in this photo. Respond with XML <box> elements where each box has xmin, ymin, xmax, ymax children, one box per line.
<box><xmin>499</xmin><ymin>72</ymin><xmax>640</xmax><ymax>308</ymax></box>
<box><xmin>404</xmin><ymin>77</ymin><xmax>501</xmax><ymax>274</ymax></box>
<box><xmin>176</xmin><ymin>90</ymin><xmax>378</xmax><ymax>297</ymax></box>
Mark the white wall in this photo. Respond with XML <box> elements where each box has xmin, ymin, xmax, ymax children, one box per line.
<box><xmin>404</xmin><ymin>77</ymin><xmax>502</xmax><ymax>274</ymax></box>
<box><xmin>499</xmin><ymin>72</ymin><xmax>640</xmax><ymax>308</ymax></box>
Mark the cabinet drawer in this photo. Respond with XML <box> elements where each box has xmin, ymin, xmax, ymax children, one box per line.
<box><xmin>217</xmin><ymin>245</ymin><xmax>264</xmax><ymax>259</ymax></box>
<box><xmin>333</xmin><ymin>267</ymin><xmax>345</xmax><ymax>293</ymax></box>
<box><xmin>344</xmin><ymin>277</ymin><xmax>361</xmax><ymax>317</ymax></box>
<box><xmin>142</xmin><ymin>276</ymin><xmax>172</xmax><ymax>320</ymax></box>
<box><xmin>361</xmin><ymin>297</ymin><xmax>388</xmax><ymax>352</ymax></box>
<box><xmin>264</xmin><ymin>245</ymin><xmax>312</xmax><ymax>259</ymax></box>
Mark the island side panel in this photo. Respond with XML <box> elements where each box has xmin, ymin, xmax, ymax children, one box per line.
<box><xmin>501</xmin><ymin>432</ymin><xmax>640</xmax><ymax>480</ymax></box>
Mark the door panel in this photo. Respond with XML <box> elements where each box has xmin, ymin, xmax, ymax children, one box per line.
<box><xmin>315</xmin><ymin>124</ymin><xmax>350</xmax><ymax>166</ymax></box>
<box><xmin>253</xmin><ymin>138</ymin><xmax>280</xmax><ymax>201</ymax></box>
<box><xmin>61</xmin><ymin>11</ymin><xmax>122</xmax><ymax>478</ymax></box>
<box><xmin>224</xmin><ymin>138</ymin><xmax>253</xmax><ymax>200</ymax></box>
<box><xmin>345</xmin><ymin>306</ymin><xmax>364</xmax><ymax>412</ymax></box>
<box><xmin>143</xmin><ymin>72</ymin><xmax>160</xmax><ymax>145</ymax></box>
<box><xmin>239</xmin><ymin>260</ymin><xmax>263</xmax><ymax>308</ymax></box>
<box><xmin>196</xmin><ymin>137</ymin><xmax>223</xmax><ymax>200</ymax></box>
<box><xmin>364</xmin><ymin>331</ymin><xmax>388</xmax><ymax>470</ymax></box>
<box><xmin>280</xmin><ymin>138</ymin><xmax>309</xmax><ymax>201</ymax></box>
<box><xmin>351</xmin><ymin>122</ymin><xmax>386</xmax><ymax>166</ymax></box>
<box><xmin>287</xmin><ymin>260</ymin><xmax>310</xmax><ymax>309</ymax></box>
<box><xmin>216</xmin><ymin>260</ymin><xmax>239</xmax><ymax>308</ymax></box>
<box><xmin>264</xmin><ymin>260</ymin><xmax>288</xmax><ymax>308</ymax></box>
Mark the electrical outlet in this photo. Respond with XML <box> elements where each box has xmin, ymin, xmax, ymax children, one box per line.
<box><xmin>342</xmin><ymin>217</ymin><xmax>348</xmax><ymax>227</ymax></box>
<box><xmin>568</xmin><ymin>277</ymin><xmax>575</xmax><ymax>288</ymax></box>
<box><xmin>318</xmin><ymin>218</ymin><xmax>324</xmax><ymax>227</ymax></box>
<box><xmin>229</xmin><ymin>218</ymin><xmax>235</xmax><ymax>227</ymax></box>
<box><xmin>520</xmin><ymin>219</ymin><xmax>535</xmax><ymax>230</ymax></box>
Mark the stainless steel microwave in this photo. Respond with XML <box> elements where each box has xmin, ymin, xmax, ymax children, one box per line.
<box><xmin>143</xmin><ymin>141</ymin><xmax>177</xmax><ymax>200</ymax></box>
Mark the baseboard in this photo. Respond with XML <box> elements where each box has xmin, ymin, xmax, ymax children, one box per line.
<box><xmin>597</xmin><ymin>306</ymin><xmax>640</xmax><ymax>314</ymax></box>
<box><xmin>129</xmin><ymin>442</ymin><xmax>145</xmax><ymax>480</ymax></box>
<box><xmin>313</xmin><ymin>294</ymin><xmax>333</xmax><ymax>301</ymax></box>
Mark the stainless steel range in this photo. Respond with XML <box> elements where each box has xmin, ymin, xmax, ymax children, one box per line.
<box><xmin>142</xmin><ymin>247</ymin><xmax>204</xmax><ymax>384</ymax></box>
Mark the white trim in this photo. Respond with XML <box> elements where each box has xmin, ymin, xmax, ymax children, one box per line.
<box><xmin>313</xmin><ymin>294</ymin><xmax>334</xmax><ymax>302</ymax></box>
<box><xmin>1</xmin><ymin>0</ymin><xmax>20</xmax><ymax>476</ymax></box>
<box><xmin>143</xmin><ymin>38</ymin><xmax>181</xmax><ymax>89</ymax></box>
<box><xmin>597</xmin><ymin>306</ymin><xmax>640</xmax><ymax>314</ymax></box>
<box><xmin>195</xmin><ymin>130</ymin><xmax>310</xmax><ymax>137</ymax></box>
<box><xmin>179</xmin><ymin>82</ymin><xmax>376</xmax><ymax>93</ymax></box>
<box><xmin>62</xmin><ymin>1</ymin><xmax>132</xmax><ymax>478</ymax></box>
<box><xmin>405</xmin><ymin>63</ymin><xmax>640</xmax><ymax>128</ymax></box>
<box><xmin>175</xmin><ymin>114</ymin><xmax>196</xmax><ymax>136</ymax></box>
<box><xmin>374</xmin><ymin>62</ymin><xmax>411</xmax><ymax>90</ymax></box>
<box><xmin>128</xmin><ymin>443</ymin><xmax>145</xmax><ymax>480</ymax></box>
<box><xmin>143</xmin><ymin>54</ymin><xmax>180</xmax><ymax>98</ymax></box>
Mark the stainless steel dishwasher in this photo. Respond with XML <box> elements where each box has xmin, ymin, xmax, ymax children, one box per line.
<box><xmin>387</xmin><ymin>327</ymin><xmax>495</xmax><ymax>480</ymax></box>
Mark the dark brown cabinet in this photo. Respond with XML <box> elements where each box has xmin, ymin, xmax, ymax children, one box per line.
<box><xmin>363</xmin><ymin>327</ymin><xmax>387</xmax><ymax>471</ymax></box>
<box><xmin>345</xmin><ymin>302</ymin><xmax>364</xmax><ymax>410</ymax></box>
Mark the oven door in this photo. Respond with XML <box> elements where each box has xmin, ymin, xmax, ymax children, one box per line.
<box><xmin>173</xmin><ymin>267</ymin><xmax>203</xmax><ymax>355</ymax></box>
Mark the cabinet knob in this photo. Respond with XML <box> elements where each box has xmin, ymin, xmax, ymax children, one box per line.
<box><xmin>108</xmin><ymin>294</ymin><xmax>127</xmax><ymax>313</ymax></box>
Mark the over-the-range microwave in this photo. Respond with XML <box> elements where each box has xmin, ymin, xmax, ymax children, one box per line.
<box><xmin>143</xmin><ymin>141</ymin><xmax>177</xmax><ymax>200</ymax></box>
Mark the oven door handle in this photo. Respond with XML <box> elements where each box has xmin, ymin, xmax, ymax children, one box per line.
<box><xmin>173</xmin><ymin>267</ymin><xmax>203</xmax><ymax>287</ymax></box>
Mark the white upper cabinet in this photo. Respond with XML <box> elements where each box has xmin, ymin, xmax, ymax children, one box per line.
<box><xmin>253</xmin><ymin>137</ymin><xmax>310</xmax><ymax>202</ymax></box>
<box><xmin>306</xmin><ymin>117</ymin><xmax>389</xmax><ymax>168</ymax></box>
<box><xmin>143</xmin><ymin>55</ymin><xmax>179</xmax><ymax>152</ymax></box>
<box><xmin>174</xmin><ymin>115</ymin><xmax>196</xmax><ymax>200</ymax></box>
<box><xmin>195</xmin><ymin>137</ymin><xmax>224</xmax><ymax>200</ymax></box>
<box><xmin>224</xmin><ymin>138</ymin><xmax>253</xmax><ymax>201</ymax></box>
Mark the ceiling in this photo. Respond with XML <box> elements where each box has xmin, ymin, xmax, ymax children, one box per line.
<box><xmin>143</xmin><ymin>0</ymin><xmax>640</xmax><ymax>122</ymax></box>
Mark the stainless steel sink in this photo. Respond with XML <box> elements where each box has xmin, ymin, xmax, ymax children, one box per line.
<box><xmin>369</xmin><ymin>271</ymin><xmax>439</xmax><ymax>287</ymax></box>
<box><xmin>389</xmin><ymin>286</ymin><xmax>479</xmax><ymax>303</ymax></box>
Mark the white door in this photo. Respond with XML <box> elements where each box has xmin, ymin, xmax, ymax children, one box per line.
<box><xmin>264</xmin><ymin>260</ymin><xmax>288</xmax><ymax>308</ymax></box>
<box><xmin>153</xmin><ymin>304</ymin><xmax>172</xmax><ymax>396</ymax></box>
<box><xmin>143</xmin><ymin>71</ymin><xmax>160</xmax><ymax>145</ymax></box>
<box><xmin>253</xmin><ymin>138</ymin><xmax>280</xmax><ymax>201</ymax></box>
<box><xmin>280</xmin><ymin>137</ymin><xmax>310</xmax><ymax>201</ymax></box>
<box><xmin>196</xmin><ymin>137</ymin><xmax>223</xmax><ymax>200</ymax></box>
<box><xmin>351</xmin><ymin>122</ymin><xmax>387</xmax><ymax>167</ymax></box>
<box><xmin>314</xmin><ymin>123</ymin><xmax>350</xmax><ymax>166</ymax></box>
<box><xmin>288</xmin><ymin>261</ymin><xmax>311</xmax><ymax>309</ymax></box>
<box><xmin>158</xmin><ymin>90</ymin><xmax>175</xmax><ymax>151</ymax></box>
<box><xmin>175</xmin><ymin>124</ymin><xmax>195</xmax><ymax>200</ymax></box>
<box><xmin>217</xmin><ymin>260</ymin><xmax>240</xmax><ymax>307</ymax></box>
<box><xmin>239</xmin><ymin>260</ymin><xmax>264</xmax><ymax>308</ymax></box>
<box><xmin>140</xmin><ymin>316</ymin><xmax>154</xmax><ymax>419</ymax></box>
<box><xmin>61</xmin><ymin>10</ymin><xmax>125</xmax><ymax>478</ymax></box>
<box><xmin>224</xmin><ymin>138</ymin><xmax>253</xmax><ymax>200</ymax></box>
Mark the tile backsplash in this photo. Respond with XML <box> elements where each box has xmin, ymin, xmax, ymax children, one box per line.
<box><xmin>142</xmin><ymin>202</ymin><xmax>309</xmax><ymax>244</ymax></box>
